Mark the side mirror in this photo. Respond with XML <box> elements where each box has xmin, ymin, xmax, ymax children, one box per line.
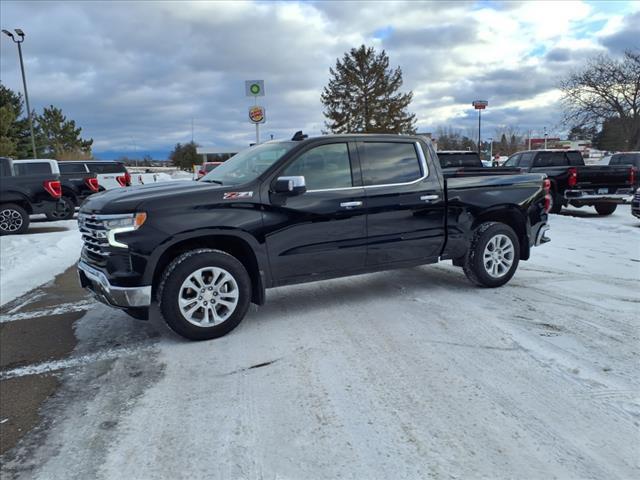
<box><xmin>274</xmin><ymin>176</ymin><xmax>306</xmax><ymax>195</ymax></box>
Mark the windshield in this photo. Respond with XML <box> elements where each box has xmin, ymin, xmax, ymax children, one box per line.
<box><xmin>201</xmin><ymin>142</ymin><xmax>296</xmax><ymax>185</ymax></box>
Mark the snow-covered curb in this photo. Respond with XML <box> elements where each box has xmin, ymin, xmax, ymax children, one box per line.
<box><xmin>0</xmin><ymin>218</ymin><xmax>82</xmax><ymax>306</ymax></box>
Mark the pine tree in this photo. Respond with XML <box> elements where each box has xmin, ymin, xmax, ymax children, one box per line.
<box><xmin>0</xmin><ymin>83</ymin><xmax>44</xmax><ymax>158</ymax></box>
<box><xmin>169</xmin><ymin>141</ymin><xmax>199</xmax><ymax>170</ymax></box>
<box><xmin>37</xmin><ymin>106</ymin><xmax>93</xmax><ymax>160</ymax></box>
<box><xmin>321</xmin><ymin>45</ymin><xmax>416</xmax><ymax>134</ymax></box>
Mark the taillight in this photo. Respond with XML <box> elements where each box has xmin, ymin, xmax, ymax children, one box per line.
<box><xmin>43</xmin><ymin>180</ymin><xmax>62</xmax><ymax>199</ymax></box>
<box><xmin>543</xmin><ymin>178</ymin><xmax>551</xmax><ymax>213</ymax></box>
<box><xmin>567</xmin><ymin>167</ymin><xmax>578</xmax><ymax>187</ymax></box>
<box><xmin>85</xmin><ymin>177</ymin><xmax>99</xmax><ymax>192</ymax></box>
<box><xmin>116</xmin><ymin>171</ymin><xmax>131</xmax><ymax>187</ymax></box>
<box><xmin>630</xmin><ymin>167</ymin><xmax>637</xmax><ymax>186</ymax></box>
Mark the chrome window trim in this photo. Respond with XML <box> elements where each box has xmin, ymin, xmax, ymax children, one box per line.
<box><xmin>306</xmin><ymin>141</ymin><xmax>429</xmax><ymax>193</ymax></box>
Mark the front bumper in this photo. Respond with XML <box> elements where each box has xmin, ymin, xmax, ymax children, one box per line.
<box><xmin>78</xmin><ymin>260</ymin><xmax>151</xmax><ymax>308</ymax></box>
<box><xmin>564</xmin><ymin>189</ymin><xmax>633</xmax><ymax>204</ymax></box>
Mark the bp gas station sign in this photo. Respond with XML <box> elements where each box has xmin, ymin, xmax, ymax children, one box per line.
<box><xmin>245</xmin><ymin>80</ymin><xmax>265</xmax><ymax>97</ymax></box>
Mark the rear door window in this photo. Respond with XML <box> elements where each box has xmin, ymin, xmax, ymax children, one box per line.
<box><xmin>86</xmin><ymin>162</ymin><xmax>126</xmax><ymax>174</ymax></box>
<box><xmin>0</xmin><ymin>158</ymin><xmax>11</xmax><ymax>177</ymax></box>
<box><xmin>13</xmin><ymin>162</ymin><xmax>53</xmax><ymax>175</ymax></box>
<box><xmin>59</xmin><ymin>163</ymin><xmax>88</xmax><ymax>174</ymax></box>
<box><xmin>359</xmin><ymin>142</ymin><xmax>423</xmax><ymax>186</ymax></box>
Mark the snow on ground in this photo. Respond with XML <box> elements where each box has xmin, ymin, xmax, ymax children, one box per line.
<box><xmin>0</xmin><ymin>216</ymin><xmax>81</xmax><ymax>307</ymax></box>
<box><xmin>2</xmin><ymin>205</ymin><xmax>639</xmax><ymax>479</ymax></box>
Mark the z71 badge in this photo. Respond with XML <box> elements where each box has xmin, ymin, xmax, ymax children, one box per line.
<box><xmin>223</xmin><ymin>191</ymin><xmax>254</xmax><ymax>200</ymax></box>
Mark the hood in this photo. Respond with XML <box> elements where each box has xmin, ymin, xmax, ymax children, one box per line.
<box><xmin>80</xmin><ymin>180</ymin><xmax>225</xmax><ymax>214</ymax></box>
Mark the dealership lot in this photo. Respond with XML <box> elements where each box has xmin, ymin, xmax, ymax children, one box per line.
<box><xmin>0</xmin><ymin>207</ymin><xmax>638</xmax><ymax>479</ymax></box>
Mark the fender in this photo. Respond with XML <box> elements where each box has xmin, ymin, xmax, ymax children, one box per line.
<box><xmin>139</xmin><ymin>226</ymin><xmax>271</xmax><ymax>289</ymax></box>
<box><xmin>0</xmin><ymin>190</ymin><xmax>32</xmax><ymax>211</ymax></box>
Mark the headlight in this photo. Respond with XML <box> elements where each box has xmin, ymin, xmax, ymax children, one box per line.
<box><xmin>105</xmin><ymin>212</ymin><xmax>147</xmax><ymax>248</ymax></box>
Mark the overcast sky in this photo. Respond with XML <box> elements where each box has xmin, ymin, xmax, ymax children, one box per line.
<box><xmin>1</xmin><ymin>0</ymin><xmax>638</xmax><ymax>159</ymax></box>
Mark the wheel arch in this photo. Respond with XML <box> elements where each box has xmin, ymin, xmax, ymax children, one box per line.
<box><xmin>150</xmin><ymin>233</ymin><xmax>267</xmax><ymax>305</ymax></box>
<box><xmin>1</xmin><ymin>192</ymin><xmax>33</xmax><ymax>214</ymax></box>
<box><xmin>471</xmin><ymin>207</ymin><xmax>530</xmax><ymax>260</ymax></box>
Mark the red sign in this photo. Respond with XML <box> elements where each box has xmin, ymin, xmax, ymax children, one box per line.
<box><xmin>472</xmin><ymin>100</ymin><xmax>488</xmax><ymax>110</ymax></box>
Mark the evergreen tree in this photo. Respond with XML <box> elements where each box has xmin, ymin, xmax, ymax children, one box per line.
<box><xmin>0</xmin><ymin>83</ymin><xmax>44</xmax><ymax>158</ymax></box>
<box><xmin>169</xmin><ymin>141</ymin><xmax>199</xmax><ymax>170</ymax></box>
<box><xmin>37</xmin><ymin>105</ymin><xmax>93</xmax><ymax>160</ymax></box>
<box><xmin>321</xmin><ymin>45</ymin><xmax>416</xmax><ymax>134</ymax></box>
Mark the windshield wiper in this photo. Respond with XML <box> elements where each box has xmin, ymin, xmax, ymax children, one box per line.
<box><xmin>203</xmin><ymin>179</ymin><xmax>224</xmax><ymax>185</ymax></box>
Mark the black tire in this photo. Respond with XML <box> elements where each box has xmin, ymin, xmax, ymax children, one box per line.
<box><xmin>0</xmin><ymin>203</ymin><xmax>30</xmax><ymax>235</ymax></box>
<box><xmin>549</xmin><ymin>192</ymin><xmax>563</xmax><ymax>214</ymax></box>
<box><xmin>594</xmin><ymin>203</ymin><xmax>617</xmax><ymax>216</ymax></box>
<box><xmin>46</xmin><ymin>196</ymin><xmax>75</xmax><ymax>221</ymax></box>
<box><xmin>463</xmin><ymin>222</ymin><xmax>520</xmax><ymax>288</ymax></box>
<box><xmin>158</xmin><ymin>249</ymin><xmax>251</xmax><ymax>340</ymax></box>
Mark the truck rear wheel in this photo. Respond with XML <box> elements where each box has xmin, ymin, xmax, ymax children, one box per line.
<box><xmin>463</xmin><ymin>222</ymin><xmax>520</xmax><ymax>288</ymax></box>
<box><xmin>46</xmin><ymin>196</ymin><xmax>75</xmax><ymax>221</ymax></box>
<box><xmin>594</xmin><ymin>203</ymin><xmax>617</xmax><ymax>216</ymax></box>
<box><xmin>158</xmin><ymin>249</ymin><xmax>251</xmax><ymax>340</ymax></box>
<box><xmin>0</xmin><ymin>203</ymin><xmax>29</xmax><ymax>235</ymax></box>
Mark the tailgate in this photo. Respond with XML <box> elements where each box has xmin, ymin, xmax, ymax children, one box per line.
<box><xmin>575</xmin><ymin>166</ymin><xmax>633</xmax><ymax>189</ymax></box>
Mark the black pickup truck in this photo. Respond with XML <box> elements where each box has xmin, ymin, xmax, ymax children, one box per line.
<box><xmin>77</xmin><ymin>134</ymin><xmax>550</xmax><ymax>340</ymax></box>
<box><xmin>437</xmin><ymin>150</ymin><xmax>519</xmax><ymax>177</ymax></box>
<box><xmin>0</xmin><ymin>157</ymin><xmax>62</xmax><ymax>234</ymax></box>
<box><xmin>503</xmin><ymin>149</ymin><xmax>637</xmax><ymax>215</ymax></box>
<box><xmin>49</xmin><ymin>162</ymin><xmax>100</xmax><ymax>220</ymax></box>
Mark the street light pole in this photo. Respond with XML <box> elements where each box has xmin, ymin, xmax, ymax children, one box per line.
<box><xmin>2</xmin><ymin>29</ymin><xmax>37</xmax><ymax>159</ymax></box>
<box><xmin>544</xmin><ymin>126</ymin><xmax>548</xmax><ymax>149</ymax></box>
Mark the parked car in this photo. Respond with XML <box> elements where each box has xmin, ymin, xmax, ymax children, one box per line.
<box><xmin>504</xmin><ymin>149</ymin><xmax>638</xmax><ymax>215</ymax></box>
<box><xmin>197</xmin><ymin>162</ymin><xmax>223</xmax><ymax>180</ymax></box>
<box><xmin>61</xmin><ymin>160</ymin><xmax>130</xmax><ymax>190</ymax></box>
<box><xmin>76</xmin><ymin>133</ymin><xmax>551</xmax><ymax>340</ymax></box>
<box><xmin>0</xmin><ymin>157</ymin><xmax>62</xmax><ymax>234</ymax></box>
<box><xmin>632</xmin><ymin>188</ymin><xmax>640</xmax><ymax>219</ymax></box>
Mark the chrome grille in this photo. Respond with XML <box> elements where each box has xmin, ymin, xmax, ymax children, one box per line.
<box><xmin>78</xmin><ymin>214</ymin><xmax>109</xmax><ymax>265</ymax></box>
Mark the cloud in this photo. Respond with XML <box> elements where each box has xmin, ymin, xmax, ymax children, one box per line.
<box><xmin>0</xmin><ymin>0</ymin><xmax>638</xmax><ymax>158</ymax></box>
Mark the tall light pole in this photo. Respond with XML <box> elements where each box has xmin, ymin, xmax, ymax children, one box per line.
<box><xmin>2</xmin><ymin>28</ymin><xmax>37</xmax><ymax>159</ymax></box>
<box><xmin>543</xmin><ymin>126</ymin><xmax>548</xmax><ymax>149</ymax></box>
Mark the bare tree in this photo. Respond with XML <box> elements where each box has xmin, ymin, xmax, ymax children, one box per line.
<box><xmin>493</xmin><ymin>125</ymin><xmax>523</xmax><ymax>155</ymax></box>
<box><xmin>560</xmin><ymin>50</ymin><xmax>640</xmax><ymax>150</ymax></box>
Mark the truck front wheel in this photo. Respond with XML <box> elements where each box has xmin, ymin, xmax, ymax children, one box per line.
<box><xmin>0</xmin><ymin>203</ymin><xmax>29</xmax><ymax>235</ymax></box>
<box><xmin>158</xmin><ymin>249</ymin><xmax>252</xmax><ymax>340</ymax></box>
<box><xmin>594</xmin><ymin>203</ymin><xmax>617</xmax><ymax>216</ymax></box>
<box><xmin>463</xmin><ymin>222</ymin><xmax>520</xmax><ymax>288</ymax></box>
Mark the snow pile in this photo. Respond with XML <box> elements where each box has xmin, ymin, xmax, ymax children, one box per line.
<box><xmin>0</xmin><ymin>218</ymin><xmax>82</xmax><ymax>306</ymax></box>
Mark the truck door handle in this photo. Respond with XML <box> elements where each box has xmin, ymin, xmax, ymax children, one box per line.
<box><xmin>340</xmin><ymin>201</ymin><xmax>362</xmax><ymax>208</ymax></box>
<box><xmin>420</xmin><ymin>195</ymin><xmax>439</xmax><ymax>202</ymax></box>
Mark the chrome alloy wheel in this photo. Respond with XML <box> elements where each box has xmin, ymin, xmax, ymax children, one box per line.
<box><xmin>483</xmin><ymin>234</ymin><xmax>515</xmax><ymax>278</ymax></box>
<box><xmin>0</xmin><ymin>208</ymin><xmax>23</xmax><ymax>232</ymax></box>
<box><xmin>178</xmin><ymin>267</ymin><xmax>240</xmax><ymax>327</ymax></box>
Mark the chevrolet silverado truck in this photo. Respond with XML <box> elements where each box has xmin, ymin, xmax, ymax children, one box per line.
<box><xmin>503</xmin><ymin>149</ymin><xmax>637</xmax><ymax>215</ymax></box>
<box><xmin>77</xmin><ymin>134</ymin><xmax>551</xmax><ymax>340</ymax></box>
<box><xmin>1</xmin><ymin>157</ymin><xmax>63</xmax><ymax>234</ymax></box>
